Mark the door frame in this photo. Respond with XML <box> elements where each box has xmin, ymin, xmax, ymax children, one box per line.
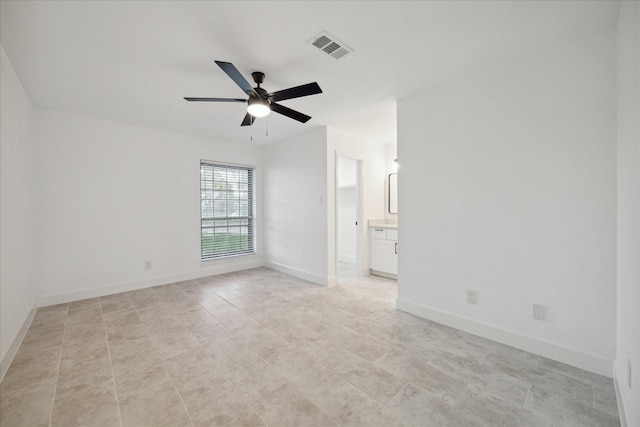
<box><xmin>335</xmin><ymin>153</ymin><xmax>364</xmax><ymax>278</ymax></box>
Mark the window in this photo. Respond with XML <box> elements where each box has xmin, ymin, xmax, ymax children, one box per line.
<box><xmin>200</xmin><ymin>161</ymin><xmax>255</xmax><ymax>260</ymax></box>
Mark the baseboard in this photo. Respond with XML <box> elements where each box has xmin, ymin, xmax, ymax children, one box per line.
<box><xmin>37</xmin><ymin>257</ymin><xmax>265</xmax><ymax>307</ymax></box>
<box><xmin>613</xmin><ymin>359</ymin><xmax>630</xmax><ymax>427</ymax></box>
<box><xmin>338</xmin><ymin>254</ymin><xmax>356</xmax><ymax>264</ymax></box>
<box><xmin>396</xmin><ymin>297</ymin><xmax>614</xmax><ymax>378</ymax></box>
<box><xmin>327</xmin><ymin>275</ymin><xmax>338</xmax><ymax>287</ymax></box>
<box><xmin>0</xmin><ymin>302</ymin><xmax>37</xmax><ymax>382</ymax></box>
<box><xmin>370</xmin><ymin>269</ymin><xmax>397</xmax><ymax>280</ymax></box>
<box><xmin>265</xmin><ymin>261</ymin><xmax>332</xmax><ymax>287</ymax></box>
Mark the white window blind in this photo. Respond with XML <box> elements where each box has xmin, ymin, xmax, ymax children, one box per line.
<box><xmin>200</xmin><ymin>161</ymin><xmax>255</xmax><ymax>260</ymax></box>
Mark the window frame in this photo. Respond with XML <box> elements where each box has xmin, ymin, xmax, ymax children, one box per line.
<box><xmin>200</xmin><ymin>160</ymin><xmax>256</xmax><ymax>261</ymax></box>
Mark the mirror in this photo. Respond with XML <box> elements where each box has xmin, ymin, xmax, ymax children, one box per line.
<box><xmin>388</xmin><ymin>173</ymin><xmax>397</xmax><ymax>214</ymax></box>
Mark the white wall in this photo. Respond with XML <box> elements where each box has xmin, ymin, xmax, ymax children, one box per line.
<box><xmin>327</xmin><ymin>127</ymin><xmax>386</xmax><ymax>277</ymax></box>
<box><xmin>397</xmin><ymin>30</ymin><xmax>617</xmax><ymax>376</ymax></box>
<box><xmin>615</xmin><ymin>2</ymin><xmax>640</xmax><ymax>425</ymax></box>
<box><xmin>0</xmin><ymin>46</ymin><xmax>38</xmax><ymax>377</ymax></box>
<box><xmin>263</xmin><ymin>127</ymin><xmax>330</xmax><ymax>285</ymax></box>
<box><xmin>34</xmin><ymin>110</ymin><xmax>264</xmax><ymax>304</ymax></box>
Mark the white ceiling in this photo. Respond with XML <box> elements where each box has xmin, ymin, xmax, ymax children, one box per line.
<box><xmin>0</xmin><ymin>1</ymin><xmax>620</xmax><ymax>145</ymax></box>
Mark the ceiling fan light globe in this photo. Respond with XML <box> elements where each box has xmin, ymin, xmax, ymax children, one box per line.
<box><xmin>247</xmin><ymin>103</ymin><xmax>270</xmax><ymax>117</ymax></box>
<box><xmin>247</xmin><ymin>96</ymin><xmax>271</xmax><ymax>118</ymax></box>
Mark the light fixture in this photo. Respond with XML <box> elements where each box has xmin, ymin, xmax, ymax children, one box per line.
<box><xmin>247</xmin><ymin>96</ymin><xmax>270</xmax><ymax>118</ymax></box>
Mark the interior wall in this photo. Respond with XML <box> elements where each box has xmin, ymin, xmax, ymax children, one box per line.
<box><xmin>34</xmin><ymin>109</ymin><xmax>264</xmax><ymax>304</ymax></box>
<box><xmin>263</xmin><ymin>127</ymin><xmax>330</xmax><ymax>285</ymax></box>
<box><xmin>327</xmin><ymin>127</ymin><xmax>386</xmax><ymax>277</ymax></box>
<box><xmin>615</xmin><ymin>1</ymin><xmax>640</xmax><ymax>424</ymax></box>
<box><xmin>0</xmin><ymin>46</ymin><xmax>38</xmax><ymax>373</ymax></box>
<box><xmin>397</xmin><ymin>30</ymin><xmax>617</xmax><ymax>376</ymax></box>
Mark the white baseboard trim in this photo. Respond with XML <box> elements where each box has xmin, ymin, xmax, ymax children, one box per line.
<box><xmin>396</xmin><ymin>297</ymin><xmax>614</xmax><ymax>378</ymax></box>
<box><xmin>265</xmin><ymin>261</ymin><xmax>332</xmax><ymax>287</ymax></box>
<box><xmin>1</xmin><ymin>302</ymin><xmax>37</xmax><ymax>382</ymax></box>
<box><xmin>338</xmin><ymin>254</ymin><xmax>356</xmax><ymax>264</ymax></box>
<box><xmin>37</xmin><ymin>258</ymin><xmax>265</xmax><ymax>307</ymax></box>
<box><xmin>327</xmin><ymin>275</ymin><xmax>338</xmax><ymax>287</ymax></box>
<box><xmin>370</xmin><ymin>269</ymin><xmax>398</xmax><ymax>280</ymax></box>
<box><xmin>613</xmin><ymin>359</ymin><xmax>629</xmax><ymax>427</ymax></box>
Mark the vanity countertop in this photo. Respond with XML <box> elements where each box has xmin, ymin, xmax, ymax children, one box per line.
<box><xmin>368</xmin><ymin>219</ymin><xmax>397</xmax><ymax>229</ymax></box>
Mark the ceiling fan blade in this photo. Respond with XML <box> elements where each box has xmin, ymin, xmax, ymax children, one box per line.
<box><xmin>241</xmin><ymin>113</ymin><xmax>255</xmax><ymax>127</ymax></box>
<box><xmin>215</xmin><ymin>61</ymin><xmax>258</xmax><ymax>97</ymax></box>
<box><xmin>270</xmin><ymin>103</ymin><xmax>312</xmax><ymax>123</ymax></box>
<box><xmin>268</xmin><ymin>82</ymin><xmax>322</xmax><ymax>102</ymax></box>
<box><xmin>184</xmin><ymin>97</ymin><xmax>246</xmax><ymax>102</ymax></box>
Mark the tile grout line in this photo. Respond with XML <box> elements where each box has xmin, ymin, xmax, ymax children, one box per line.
<box><xmin>113</xmin><ymin>293</ymin><xmax>180</xmax><ymax>422</ymax></box>
<box><xmin>453</xmin><ymin>383</ymin><xmax>470</xmax><ymax>408</ymax></box>
<box><xmin>133</xmin><ymin>292</ymin><xmax>196</xmax><ymax>426</ymax></box>
<box><xmin>246</xmin><ymin>361</ymin><xmax>341</xmax><ymax>427</ymax></box>
<box><xmin>317</xmin><ymin>354</ymin><xmax>393</xmax><ymax>408</ymax></box>
<box><xmin>167</xmin><ymin>286</ymin><xmax>221</xmax><ymax>427</ymax></box>
<box><xmin>247</xmin><ymin>402</ymin><xmax>271</xmax><ymax>427</ymax></box>
<box><xmin>185</xmin><ymin>279</ymin><xmax>303</xmax><ymax>426</ymax></box>
<box><xmin>159</xmin><ymin>364</ymin><xmax>196</xmax><ymax>426</ymax></box>
<box><xmin>158</xmin><ymin>281</ymin><xmax>249</xmax><ymax>425</ymax></box>
<box><xmin>249</xmin><ymin>353</ymin><xmax>279</xmax><ymax>427</ymax></box>
<box><xmin>521</xmin><ymin>383</ymin><xmax>532</xmax><ymax>410</ymax></box>
<box><xmin>47</xmin><ymin>304</ymin><xmax>68</xmax><ymax>427</ymax></box>
<box><xmin>101</xmin><ymin>299</ymin><xmax>124</xmax><ymax>427</ymax></box>
<box><xmin>384</xmin><ymin>381</ymin><xmax>409</xmax><ymax>407</ymax></box>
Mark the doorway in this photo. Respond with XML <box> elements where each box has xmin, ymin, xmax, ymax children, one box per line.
<box><xmin>336</xmin><ymin>156</ymin><xmax>361</xmax><ymax>278</ymax></box>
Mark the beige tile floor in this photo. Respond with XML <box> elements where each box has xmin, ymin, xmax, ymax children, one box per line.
<box><xmin>0</xmin><ymin>267</ymin><xmax>620</xmax><ymax>426</ymax></box>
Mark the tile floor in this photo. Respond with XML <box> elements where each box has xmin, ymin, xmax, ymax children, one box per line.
<box><xmin>0</xmin><ymin>267</ymin><xmax>620</xmax><ymax>426</ymax></box>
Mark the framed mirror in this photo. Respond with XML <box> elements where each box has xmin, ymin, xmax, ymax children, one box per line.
<box><xmin>388</xmin><ymin>173</ymin><xmax>397</xmax><ymax>214</ymax></box>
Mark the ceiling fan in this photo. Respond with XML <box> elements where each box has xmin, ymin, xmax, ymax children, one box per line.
<box><xmin>184</xmin><ymin>61</ymin><xmax>322</xmax><ymax>126</ymax></box>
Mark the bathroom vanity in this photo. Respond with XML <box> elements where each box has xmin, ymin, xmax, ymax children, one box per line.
<box><xmin>369</xmin><ymin>220</ymin><xmax>397</xmax><ymax>278</ymax></box>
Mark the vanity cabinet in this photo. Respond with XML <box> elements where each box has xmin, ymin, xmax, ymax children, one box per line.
<box><xmin>370</xmin><ymin>227</ymin><xmax>398</xmax><ymax>277</ymax></box>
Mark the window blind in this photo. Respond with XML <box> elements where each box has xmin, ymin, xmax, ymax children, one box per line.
<box><xmin>200</xmin><ymin>161</ymin><xmax>255</xmax><ymax>260</ymax></box>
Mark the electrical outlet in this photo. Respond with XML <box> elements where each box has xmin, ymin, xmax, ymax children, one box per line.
<box><xmin>628</xmin><ymin>358</ymin><xmax>632</xmax><ymax>389</ymax></box>
<box><xmin>466</xmin><ymin>290</ymin><xmax>477</xmax><ymax>304</ymax></box>
<box><xmin>144</xmin><ymin>260</ymin><xmax>152</xmax><ymax>270</ymax></box>
<box><xmin>532</xmin><ymin>304</ymin><xmax>546</xmax><ymax>321</ymax></box>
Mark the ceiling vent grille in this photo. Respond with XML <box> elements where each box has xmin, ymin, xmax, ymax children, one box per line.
<box><xmin>309</xmin><ymin>32</ymin><xmax>353</xmax><ymax>60</ymax></box>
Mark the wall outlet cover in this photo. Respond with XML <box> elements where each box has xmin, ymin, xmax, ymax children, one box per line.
<box><xmin>532</xmin><ymin>304</ymin><xmax>546</xmax><ymax>321</ymax></box>
<box><xmin>466</xmin><ymin>290</ymin><xmax>477</xmax><ymax>304</ymax></box>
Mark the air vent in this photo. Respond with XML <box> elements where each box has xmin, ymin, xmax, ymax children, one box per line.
<box><xmin>309</xmin><ymin>32</ymin><xmax>353</xmax><ymax>60</ymax></box>
<box><xmin>312</xmin><ymin>35</ymin><xmax>331</xmax><ymax>49</ymax></box>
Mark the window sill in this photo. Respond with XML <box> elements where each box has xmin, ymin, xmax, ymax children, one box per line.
<box><xmin>200</xmin><ymin>252</ymin><xmax>258</xmax><ymax>266</ymax></box>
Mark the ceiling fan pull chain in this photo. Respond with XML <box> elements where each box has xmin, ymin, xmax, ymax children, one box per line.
<box><xmin>266</xmin><ymin>116</ymin><xmax>269</xmax><ymax>137</ymax></box>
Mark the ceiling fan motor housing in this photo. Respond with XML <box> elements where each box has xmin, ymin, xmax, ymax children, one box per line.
<box><xmin>249</xmin><ymin>86</ymin><xmax>271</xmax><ymax>111</ymax></box>
<box><xmin>254</xmin><ymin>86</ymin><xmax>269</xmax><ymax>99</ymax></box>
<box><xmin>252</xmin><ymin>71</ymin><xmax>265</xmax><ymax>85</ymax></box>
